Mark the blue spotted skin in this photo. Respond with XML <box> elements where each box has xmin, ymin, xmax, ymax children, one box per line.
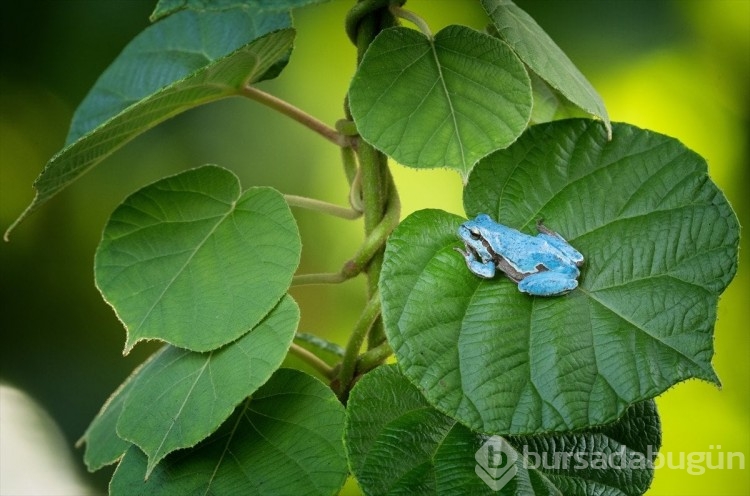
<box><xmin>455</xmin><ymin>214</ymin><xmax>584</xmax><ymax>296</ymax></box>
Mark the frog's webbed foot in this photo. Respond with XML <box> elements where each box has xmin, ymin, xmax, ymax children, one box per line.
<box><xmin>454</xmin><ymin>245</ymin><xmax>496</xmax><ymax>279</ymax></box>
<box><xmin>517</xmin><ymin>271</ymin><xmax>578</xmax><ymax>296</ymax></box>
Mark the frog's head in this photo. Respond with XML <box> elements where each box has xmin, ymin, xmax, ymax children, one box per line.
<box><xmin>457</xmin><ymin>214</ymin><xmax>495</xmax><ymax>261</ymax></box>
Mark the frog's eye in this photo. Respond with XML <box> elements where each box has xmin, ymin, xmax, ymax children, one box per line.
<box><xmin>469</xmin><ymin>229</ymin><xmax>481</xmax><ymax>240</ymax></box>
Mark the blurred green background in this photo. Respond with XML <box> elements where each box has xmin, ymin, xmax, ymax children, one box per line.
<box><xmin>0</xmin><ymin>1</ymin><xmax>747</xmax><ymax>494</ymax></box>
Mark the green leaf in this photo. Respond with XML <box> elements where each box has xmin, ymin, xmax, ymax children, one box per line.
<box><xmin>528</xmin><ymin>72</ymin><xmax>587</xmax><ymax>125</ymax></box>
<box><xmin>4</xmin><ymin>17</ymin><xmax>295</xmax><ymax>240</ymax></box>
<box><xmin>349</xmin><ymin>25</ymin><xmax>532</xmax><ymax>179</ymax></box>
<box><xmin>381</xmin><ymin>119</ymin><xmax>739</xmax><ymax>435</ymax></box>
<box><xmin>151</xmin><ymin>0</ymin><xmax>328</xmax><ymax>22</ymax></box>
<box><xmin>510</xmin><ymin>400</ymin><xmax>660</xmax><ymax>495</ymax></box>
<box><xmin>78</xmin><ymin>385</ymin><xmax>132</xmax><ymax>472</ymax></box>
<box><xmin>110</xmin><ymin>368</ymin><xmax>348</xmax><ymax>495</ymax></box>
<box><xmin>345</xmin><ymin>365</ymin><xmax>659</xmax><ymax>495</ymax></box>
<box><xmin>66</xmin><ymin>9</ymin><xmax>290</xmax><ymax>146</ymax></box>
<box><xmin>78</xmin><ymin>354</ymin><xmax>162</xmax><ymax>471</ymax></box>
<box><xmin>116</xmin><ymin>295</ymin><xmax>299</xmax><ymax>476</ymax></box>
<box><xmin>481</xmin><ymin>0</ymin><xmax>611</xmax><ymax>138</ymax></box>
<box><xmin>346</xmin><ymin>365</ymin><xmax>485</xmax><ymax>495</ymax></box>
<box><xmin>95</xmin><ymin>165</ymin><xmax>301</xmax><ymax>353</ymax></box>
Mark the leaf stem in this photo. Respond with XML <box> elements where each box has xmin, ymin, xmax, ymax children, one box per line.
<box><xmin>294</xmin><ymin>332</ymin><xmax>345</xmax><ymax>358</ymax></box>
<box><xmin>284</xmin><ymin>194</ymin><xmax>362</xmax><ymax>220</ymax></box>
<box><xmin>290</xmin><ymin>185</ymin><xmax>400</xmax><ymax>287</ymax></box>
<box><xmin>288</xmin><ymin>343</ymin><xmax>335</xmax><ymax>379</ymax></box>
<box><xmin>355</xmin><ymin>341</ymin><xmax>392</xmax><ymax>375</ymax></box>
<box><xmin>337</xmin><ymin>291</ymin><xmax>381</xmax><ymax>398</ymax></box>
<box><xmin>292</xmin><ymin>272</ymin><xmax>349</xmax><ymax>286</ymax></box>
<box><xmin>336</xmin><ymin>119</ymin><xmax>359</xmax><ymax>137</ymax></box>
<box><xmin>390</xmin><ymin>5</ymin><xmax>432</xmax><ymax>38</ymax></box>
<box><xmin>240</xmin><ymin>85</ymin><xmax>351</xmax><ymax>147</ymax></box>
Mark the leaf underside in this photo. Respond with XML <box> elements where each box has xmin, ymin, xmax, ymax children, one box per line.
<box><xmin>481</xmin><ymin>0</ymin><xmax>612</xmax><ymax>137</ymax></box>
<box><xmin>4</xmin><ymin>11</ymin><xmax>295</xmax><ymax>240</ymax></box>
<box><xmin>345</xmin><ymin>365</ymin><xmax>660</xmax><ymax>495</ymax></box>
<box><xmin>150</xmin><ymin>0</ymin><xmax>328</xmax><ymax>22</ymax></box>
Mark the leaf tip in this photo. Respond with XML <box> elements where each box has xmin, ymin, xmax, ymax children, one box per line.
<box><xmin>122</xmin><ymin>337</ymin><xmax>138</xmax><ymax>356</ymax></box>
<box><xmin>74</xmin><ymin>433</ymin><xmax>86</xmax><ymax>450</ymax></box>
<box><xmin>143</xmin><ymin>457</ymin><xmax>160</xmax><ymax>481</ymax></box>
<box><xmin>3</xmin><ymin>194</ymin><xmax>39</xmax><ymax>242</ymax></box>
<box><xmin>709</xmin><ymin>371</ymin><xmax>722</xmax><ymax>389</ymax></box>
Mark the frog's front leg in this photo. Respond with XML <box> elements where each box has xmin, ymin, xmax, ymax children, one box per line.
<box><xmin>454</xmin><ymin>245</ymin><xmax>496</xmax><ymax>279</ymax></box>
<box><xmin>517</xmin><ymin>271</ymin><xmax>578</xmax><ymax>296</ymax></box>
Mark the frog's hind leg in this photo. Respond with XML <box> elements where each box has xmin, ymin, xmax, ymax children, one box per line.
<box><xmin>538</xmin><ymin>234</ymin><xmax>585</xmax><ymax>267</ymax></box>
<box><xmin>536</xmin><ymin>221</ymin><xmax>584</xmax><ymax>267</ymax></box>
<box><xmin>518</xmin><ymin>271</ymin><xmax>578</xmax><ymax>296</ymax></box>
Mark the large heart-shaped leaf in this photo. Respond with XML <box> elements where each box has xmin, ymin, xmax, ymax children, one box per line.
<box><xmin>481</xmin><ymin>0</ymin><xmax>611</xmax><ymax>137</ymax></box>
<box><xmin>110</xmin><ymin>369</ymin><xmax>348</xmax><ymax>495</ymax></box>
<box><xmin>349</xmin><ymin>25</ymin><xmax>532</xmax><ymax>179</ymax></box>
<box><xmin>381</xmin><ymin>119</ymin><xmax>739</xmax><ymax>435</ymax></box>
<box><xmin>95</xmin><ymin>165</ymin><xmax>301</xmax><ymax>353</ymax></box>
<box><xmin>4</xmin><ymin>9</ymin><xmax>295</xmax><ymax>240</ymax></box>
<box><xmin>345</xmin><ymin>365</ymin><xmax>659</xmax><ymax>495</ymax></box>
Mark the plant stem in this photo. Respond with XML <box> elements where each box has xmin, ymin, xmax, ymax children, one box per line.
<box><xmin>337</xmin><ymin>291</ymin><xmax>381</xmax><ymax>398</ymax></box>
<box><xmin>356</xmin><ymin>143</ymin><xmax>393</xmax><ymax>350</ymax></box>
<box><xmin>358</xmin><ymin>144</ymin><xmax>389</xmax><ymax>236</ymax></box>
<box><xmin>356</xmin><ymin>341</ymin><xmax>393</xmax><ymax>375</ymax></box>
<box><xmin>345</xmin><ymin>0</ymin><xmax>402</xmax><ymax>59</ymax></box>
<box><xmin>348</xmin><ymin>1</ymin><xmax>402</xmax><ymax>352</ymax></box>
<box><xmin>341</xmin><ymin>145</ymin><xmax>359</xmax><ymax>186</ymax></box>
<box><xmin>336</xmin><ymin>119</ymin><xmax>359</xmax><ymax>137</ymax></box>
<box><xmin>291</xmin><ymin>186</ymin><xmax>400</xmax><ymax>287</ymax></box>
<box><xmin>295</xmin><ymin>332</ymin><xmax>345</xmax><ymax>358</ymax></box>
<box><xmin>389</xmin><ymin>4</ymin><xmax>432</xmax><ymax>38</ymax></box>
<box><xmin>322</xmin><ymin>0</ymin><xmax>403</xmax><ymax>395</ymax></box>
<box><xmin>352</xmin><ymin>179</ymin><xmax>400</xmax><ymax>264</ymax></box>
<box><xmin>240</xmin><ymin>85</ymin><xmax>351</xmax><ymax>147</ymax></box>
<box><xmin>288</xmin><ymin>343</ymin><xmax>335</xmax><ymax>379</ymax></box>
<box><xmin>292</xmin><ymin>272</ymin><xmax>349</xmax><ymax>286</ymax></box>
<box><xmin>348</xmin><ymin>165</ymin><xmax>364</xmax><ymax>213</ymax></box>
<box><xmin>284</xmin><ymin>194</ymin><xmax>362</xmax><ymax>219</ymax></box>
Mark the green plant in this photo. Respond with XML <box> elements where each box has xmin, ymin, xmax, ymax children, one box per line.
<box><xmin>4</xmin><ymin>0</ymin><xmax>739</xmax><ymax>494</ymax></box>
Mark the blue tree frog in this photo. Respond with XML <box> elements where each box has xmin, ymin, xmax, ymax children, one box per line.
<box><xmin>455</xmin><ymin>214</ymin><xmax>584</xmax><ymax>296</ymax></box>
